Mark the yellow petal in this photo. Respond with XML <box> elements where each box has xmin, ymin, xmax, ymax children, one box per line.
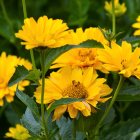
<box><xmin>53</xmin><ymin>105</ymin><xmax>67</xmax><ymax>121</ymax></box>
<box><xmin>68</xmin><ymin>104</ymin><xmax>78</xmax><ymax>118</ymax></box>
<box><xmin>73</xmin><ymin>102</ymin><xmax>85</xmax><ymax>110</ymax></box>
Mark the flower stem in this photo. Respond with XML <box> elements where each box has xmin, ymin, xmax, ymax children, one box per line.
<box><xmin>94</xmin><ymin>75</ymin><xmax>124</xmax><ymax>140</ymax></box>
<box><xmin>40</xmin><ymin>50</ymin><xmax>48</xmax><ymax>139</ymax></box>
<box><xmin>72</xmin><ymin>119</ymin><xmax>76</xmax><ymax>140</ymax></box>
<box><xmin>21</xmin><ymin>0</ymin><xmax>36</xmax><ymax>70</ymax></box>
<box><xmin>112</xmin><ymin>0</ymin><xmax>116</xmax><ymax>35</ymax></box>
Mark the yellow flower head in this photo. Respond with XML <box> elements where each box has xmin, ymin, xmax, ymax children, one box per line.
<box><xmin>34</xmin><ymin>67</ymin><xmax>112</xmax><ymax>120</ymax></box>
<box><xmin>51</xmin><ymin>48</ymin><xmax>108</xmax><ymax>73</ymax></box>
<box><xmin>104</xmin><ymin>0</ymin><xmax>127</xmax><ymax>17</ymax></box>
<box><xmin>15</xmin><ymin>16</ymin><xmax>70</xmax><ymax>49</ymax></box>
<box><xmin>68</xmin><ymin>27</ymin><xmax>108</xmax><ymax>46</ymax></box>
<box><xmin>5</xmin><ymin>124</ymin><xmax>30</xmax><ymax>140</ymax></box>
<box><xmin>0</xmin><ymin>52</ymin><xmax>32</xmax><ymax>106</ymax></box>
<box><xmin>132</xmin><ymin>16</ymin><xmax>140</xmax><ymax>36</ymax></box>
<box><xmin>97</xmin><ymin>41</ymin><xmax>140</xmax><ymax>78</ymax></box>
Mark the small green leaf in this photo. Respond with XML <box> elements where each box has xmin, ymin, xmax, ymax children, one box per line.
<box><xmin>26</xmin><ymin>69</ymin><xmax>41</xmax><ymax>84</ymax></box>
<box><xmin>21</xmin><ymin>107</ymin><xmax>41</xmax><ymax>136</ymax></box>
<box><xmin>16</xmin><ymin>88</ymin><xmax>40</xmax><ymax>120</ymax></box>
<box><xmin>117</xmin><ymin>86</ymin><xmax>140</xmax><ymax>101</ymax></box>
<box><xmin>8</xmin><ymin>65</ymin><xmax>29</xmax><ymax>87</ymax></box>
<box><xmin>45</xmin><ymin>40</ymin><xmax>103</xmax><ymax>72</ymax></box>
<box><xmin>47</xmin><ymin>98</ymin><xmax>84</xmax><ymax>118</ymax></box>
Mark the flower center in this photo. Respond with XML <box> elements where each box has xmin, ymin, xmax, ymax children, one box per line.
<box><xmin>78</xmin><ymin>49</ymin><xmax>95</xmax><ymax>62</ymax></box>
<box><xmin>121</xmin><ymin>59</ymin><xmax>127</xmax><ymax>68</ymax></box>
<box><xmin>62</xmin><ymin>80</ymin><xmax>88</xmax><ymax>98</ymax></box>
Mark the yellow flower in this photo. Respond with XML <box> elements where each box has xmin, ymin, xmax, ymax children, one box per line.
<box><xmin>97</xmin><ymin>41</ymin><xmax>140</xmax><ymax>78</ymax></box>
<box><xmin>34</xmin><ymin>67</ymin><xmax>112</xmax><ymax>120</ymax></box>
<box><xmin>104</xmin><ymin>0</ymin><xmax>126</xmax><ymax>17</ymax></box>
<box><xmin>67</xmin><ymin>27</ymin><xmax>108</xmax><ymax>46</ymax></box>
<box><xmin>0</xmin><ymin>52</ymin><xmax>32</xmax><ymax>106</ymax></box>
<box><xmin>51</xmin><ymin>48</ymin><xmax>108</xmax><ymax>73</ymax></box>
<box><xmin>132</xmin><ymin>16</ymin><xmax>140</xmax><ymax>36</ymax></box>
<box><xmin>51</xmin><ymin>27</ymin><xmax>108</xmax><ymax>72</ymax></box>
<box><xmin>5</xmin><ymin>124</ymin><xmax>30</xmax><ymax>140</ymax></box>
<box><xmin>15</xmin><ymin>16</ymin><xmax>70</xmax><ymax>49</ymax></box>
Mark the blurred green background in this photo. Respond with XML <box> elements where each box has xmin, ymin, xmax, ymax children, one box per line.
<box><xmin>0</xmin><ymin>0</ymin><xmax>140</xmax><ymax>139</ymax></box>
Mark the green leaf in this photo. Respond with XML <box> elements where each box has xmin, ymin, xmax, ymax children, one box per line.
<box><xmin>47</xmin><ymin>98</ymin><xmax>84</xmax><ymax>118</ymax></box>
<box><xmin>16</xmin><ymin>88</ymin><xmax>40</xmax><ymax>120</ymax></box>
<box><xmin>8</xmin><ymin>66</ymin><xmax>29</xmax><ymax>87</ymax></box>
<box><xmin>21</xmin><ymin>108</ymin><xmax>41</xmax><ymax>136</ymax></box>
<box><xmin>101</xmin><ymin>117</ymin><xmax>140</xmax><ymax>140</ymax></box>
<box><xmin>26</xmin><ymin>69</ymin><xmax>41</xmax><ymax>84</ymax></box>
<box><xmin>45</xmin><ymin>40</ymin><xmax>103</xmax><ymax>72</ymax></box>
<box><xmin>56</xmin><ymin>116</ymin><xmax>72</xmax><ymax>140</ymax></box>
<box><xmin>117</xmin><ymin>85</ymin><xmax>140</xmax><ymax>101</ymax></box>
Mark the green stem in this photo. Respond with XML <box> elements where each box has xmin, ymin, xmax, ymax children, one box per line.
<box><xmin>94</xmin><ymin>75</ymin><xmax>124</xmax><ymax>140</ymax></box>
<box><xmin>40</xmin><ymin>50</ymin><xmax>48</xmax><ymax>139</ymax></box>
<box><xmin>22</xmin><ymin>0</ymin><xmax>27</xmax><ymax>19</ymax></box>
<box><xmin>72</xmin><ymin>119</ymin><xmax>76</xmax><ymax>140</ymax></box>
<box><xmin>22</xmin><ymin>0</ymin><xmax>36</xmax><ymax>70</ymax></box>
<box><xmin>112</xmin><ymin>0</ymin><xmax>116</xmax><ymax>35</ymax></box>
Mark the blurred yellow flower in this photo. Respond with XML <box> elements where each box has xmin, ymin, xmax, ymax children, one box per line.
<box><xmin>51</xmin><ymin>48</ymin><xmax>108</xmax><ymax>73</ymax></box>
<box><xmin>104</xmin><ymin>0</ymin><xmax>126</xmax><ymax>17</ymax></box>
<box><xmin>132</xmin><ymin>16</ymin><xmax>140</xmax><ymax>36</ymax></box>
<box><xmin>97</xmin><ymin>41</ymin><xmax>140</xmax><ymax>78</ymax></box>
<box><xmin>15</xmin><ymin>16</ymin><xmax>70</xmax><ymax>49</ymax></box>
<box><xmin>5</xmin><ymin>124</ymin><xmax>30</xmax><ymax>140</ymax></box>
<box><xmin>34</xmin><ymin>67</ymin><xmax>112</xmax><ymax>120</ymax></box>
<box><xmin>0</xmin><ymin>52</ymin><xmax>32</xmax><ymax>106</ymax></box>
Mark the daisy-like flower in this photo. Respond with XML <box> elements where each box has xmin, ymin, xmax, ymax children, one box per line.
<box><xmin>97</xmin><ymin>41</ymin><xmax>140</xmax><ymax>78</ymax></box>
<box><xmin>15</xmin><ymin>16</ymin><xmax>70</xmax><ymax>49</ymax></box>
<box><xmin>51</xmin><ymin>27</ymin><xmax>108</xmax><ymax>72</ymax></box>
<box><xmin>51</xmin><ymin>48</ymin><xmax>108</xmax><ymax>73</ymax></box>
<box><xmin>104</xmin><ymin>0</ymin><xmax>126</xmax><ymax>17</ymax></box>
<box><xmin>34</xmin><ymin>67</ymin><xmax>112</xmax><ymax>120</ymax></box>
<box><xmin>132</xmin><ymin>16</ymin><xmax>140</xmax><ymax>36</ymax></box>
<box><xmin>0</xmin><ymin>52</ymin><xmax>32</xmax><ymax>106</ymax></box>
<box><xmin>5</xmin><ymin>124</ymin><xmax>30</xmax><ymax>140</ymax></box>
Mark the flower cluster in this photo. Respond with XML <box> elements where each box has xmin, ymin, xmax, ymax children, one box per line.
<box><xmin>16</xmin><ymin>14</ymin><xmax>140</xmax><ymax>121</ymax></box>
<box><xmin>5</xmin><ymin>124</ymin><xmax>30</xmax><ymax>140</ymax></box>
<box><xmin>0</xmin><ymin>52</ymin><xmax>32</xmax><ymax>106</ymax></box>
<box><xmin>31</xmin><ymin>18</ymin><xmax>112</xmax><ymax>120</ymax></box>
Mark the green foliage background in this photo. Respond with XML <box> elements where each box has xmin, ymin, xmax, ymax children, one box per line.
<box><xmin>0</xmin><ymin>0</ymin><xmax>140</xmax><ymax>139</ymax></box>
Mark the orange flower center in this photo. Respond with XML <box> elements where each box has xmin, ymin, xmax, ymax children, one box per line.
<box><xmin>78</xmin><ymin>49</ymin><xmax>96</xmax><ymax>62</ymax></box>
<box><xmin>62</xmin><ymin>80</ymin><xmax>88</xmax><ymax>98</ymax></box>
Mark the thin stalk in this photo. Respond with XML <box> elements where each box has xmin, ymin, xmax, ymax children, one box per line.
<box><xmin>40</xmin><ymin>50</ymin><xmax>48</xmax><ymax>139</ymax></box>
<box><xmin>22</xmin><ymin>0</ymin><xmax>36</xmax><ymax>70</ymax></box>
<box><xmin>112</xmin><ymin>0</ymin><xmax>116</xmax><ymax>35</ymax></box>
<box><xmin>72</xmin><ymin>119</ymin><xmax>76</xmax><ymax>140</ymax></box>
<box><xmin>94</xmin><ymin>75</ymin><xmax>124</xmax><ymax>140</ymax></box>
